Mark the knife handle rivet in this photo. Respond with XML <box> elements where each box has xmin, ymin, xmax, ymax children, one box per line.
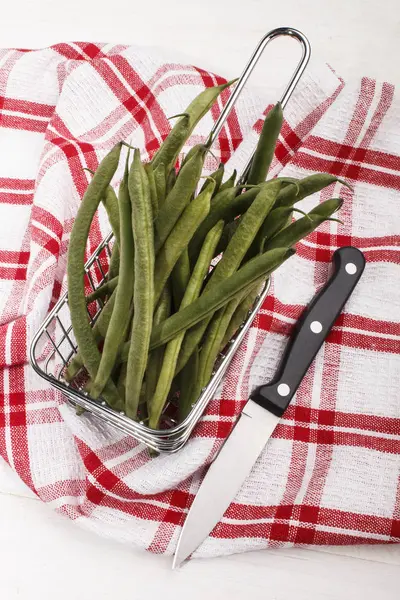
<box><xmin>310</xmin><ymin>320</ymin><xmax>323</xmax><ymax>334</ymax></box>
<box><xmin>345</xmin><ymin>262</ymin><xmax>357</xmax><ymax>275</ymax></box>
<box><xmin>277</xmin><ymin>383</ymin><xmax>290</xmax><ymax>397</ymax></box>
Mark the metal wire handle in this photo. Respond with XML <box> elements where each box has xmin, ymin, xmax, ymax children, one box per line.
<box><xmin>208</xmin><ymin>27</ymin><xmax>311</xmax><ymax>182</ymax></box>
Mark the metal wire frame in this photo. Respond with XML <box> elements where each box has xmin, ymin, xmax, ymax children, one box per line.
<box><xmin>30</xmin><ymin>27</ymin><xmax>310</xmax><ymax>453</ymax></box>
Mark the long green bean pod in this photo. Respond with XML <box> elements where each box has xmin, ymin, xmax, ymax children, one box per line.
<box><xmin>151</xmin><ymin>114</ymin><xmax>191</xmax><ymax>173</ymax></box>
<box><xmin>178</xmin><ymin>348</ymin><xmax>199</xmax><ymax>421</ymax></box>
<box><xmin>154</xmin><ymin>145</ymin><xmax>206</xmax><ymax>252</ymax></box>
<box><xmin>102</xmin><ymin>185</ymin><xmax>120</xmax><ymax>244</ymax></box>
<box><xmin>171</xmin><ymin>249</ymin><xmax>191</xmax><ymax>310</ymax></box>
<box><xmin>144</xmin><ymin>162</ymin><xmax>158</xmax><ymax>219</ymax></box>
<box><xmin>85</xmin><ymin>168</ymin><xmax>120</xmax><ymax>243</ymax></box>
<box><xmin>148</xmin><ymin>220</ymin><xmax>224</xmax><ymax>428</ymax></box>
<box><xmin>214</xmin><ymin>217</ymin><xmax>242</xmax><ymax>256</ymax></box>
<box><xmin>259</xmin><ymin>206</ymin><xmax>297</xmax><ymax>251</ymax></box>
<box><xmin>153</xmin><ymin>179</ymin><xmax>215</xmax><ymax>306</ymax></box>
<box><xmin>154</xmin><ymin>163</ymin><xmax>167</xmax><ymax>207</ymax></box>
<box><xmin>190</xmin><ymin>295</ymin><xmax>243</xmax><ymax>405</ymax></box>
<box><xmin>165</xmin><ymin>166</ymin><xmax>176</xmax><ymax>195</ymax></box>
<box><xmin>266</xmin><ymin>198</ymin><xmax>343</xmax><ymax>250</ymax></box>
<box><xmin>200</xmin><ymin>163</ymin><xmax>224</xmax><ymax>196</ymax></box>
<box><xmin>125</xmin><ymin>150</ymin><xmax>155</xmax><ymax>419</ymax></box>
<box><xmin>67</xmin><ymin>143</ymin><xmax>122</xmax><ymax>408</ymax></box>
<box><xmin>247</xmin><ymin>102</ymin><xmax>283</xmax><ymax>185</ymax></box>
<box><xmin>257</xmin><ymin>206</ymin><xmax>309</xmax><ymax>254</ymax></box>
<box><xmin>145</xmin><ymin>285</ymin><xmax>172</xmax><ymax>413</ymax></box>
<box><xmin>188</xmin><ymin>186</ymin><xmax>259</xmax><ymax>262</ymax></box>
<box><xmin>219</xmin><ymin>282</ymin><xmax>262</xmax><ymax>351</ymax></box>
<box><xmin>149</xmin><ymin>247</ymin><xmax>293</xmax><ymax>350</ymax></box>
<box><xmin>151</xmin><ymin>80</ymin><xmax>236</xmax><ymax>174</ymax></box>
<box><xmin>218</xmin><ymin>169</ymin><xmax>237</xmax><ymax>193</ymax></box>
<box><xmin>276</xmin><ymin>173</ymin><xmax>350</xmax><ymax>207</ymax></box>
<box><xmin>91</xmin><ymin>158</ymin><xmax>135</xmax><ymax>398</ymax></box>
<box><xmin>178</xmin><ymin>181</ymin><xmax>281</xmax><ymax>372</ymax></box>
<box><xmin>85</xmin><ymin>276</ymin><xmax>118</xmax><ymax>305</ymax></box>
<box><xmin>180</xmin><ymin>143</ymin><xmax>204</xmax><ymax>169</ymax></box>
<box><xmin>243</xmin><ymin>194</ymin><xmax>302</xmax><ymax>262</ymax></box>
<box><xmin>85</xmin><ymin>169</ymin><xmax>121</xmax><ymax>281</ymax></box>
<box><xmin>65</xmin><ymin>290</ymin><xmax>117</xmax><ymax>382</ymax></box>
<box><xmin>107</xmin><ymin>243</ymin><xmax>120</xmax><ymax>281</ymax></box>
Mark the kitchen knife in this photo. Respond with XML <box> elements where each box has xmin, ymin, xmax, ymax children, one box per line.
<box><xmin>173</xmin><ymin>246</ymin><xmax>365</xmax><ymax>568</ymax></box>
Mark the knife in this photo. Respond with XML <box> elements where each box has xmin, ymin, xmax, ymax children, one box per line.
<box><xmin>173</xmin><ymin>246</ymin><xmax>365</xmax><ymax>568</ymax></box>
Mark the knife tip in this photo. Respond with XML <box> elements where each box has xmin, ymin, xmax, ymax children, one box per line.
<box><xmin>172</xmin><ymin>554</ymin><xmax>182</xmax><ymax>570</ymax></box>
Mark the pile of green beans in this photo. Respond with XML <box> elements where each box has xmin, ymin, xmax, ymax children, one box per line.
<box><xmin>66</xmin><ymin>83</ymin><xmax>346</xmax><ymax>430</ymax></box>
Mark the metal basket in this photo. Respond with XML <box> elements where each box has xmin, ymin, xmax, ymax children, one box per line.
<box><xmin>30</xmin><ymin>27</ymin><xmax>310</xmax><ymax>453</ymax></box>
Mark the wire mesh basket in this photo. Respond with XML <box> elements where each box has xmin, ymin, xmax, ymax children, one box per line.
<box><xmin>30</xmin><ymin>27</ymin><xmax>310</xmax><ymax>453</ymax></box>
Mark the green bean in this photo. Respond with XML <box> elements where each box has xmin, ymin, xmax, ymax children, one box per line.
<box><xmin>91</xmin><ymin>157</ymin><xmax>135</xmax><ymax>399</ymax></box>
<box><xmin>266</xmin><ymin>198</ymin><xmax>343</xmax><ymax>250</ymax></box>
<box><xmin>67</xmin><ymin>143</ymin><xmax>122</xmax><ymax>409</ymax></box>
<box><xmin>247</xmin><ymin>102</ymin><xmax>283</xmax><ymax>185</ymax></box>
<box><xmin>150</xmin><ymin>247</ymin><xmax>293</xmax><ymax>350</ymax></box>
<box><xmin>218</xmin><ymin>169</ymin><xmax>237</xmax><ymax>193</ymax></box>
<box><xmin>144</xmin><ymin>162</ymin><xmax>158</xmax><ymax>219</ymax></box>
<box><xmin>119</xmin><ymin>221</ymin><xmax>224</xmax><ymax>366</ymax></box>
<box><xmin>242</xmin><ymin>183</ymin><xmax>298</xmax><ymax>262</ymax></box>
<box><xmin>189</xmin><ymin>177</ymin><xmax>296</xmax><ymax>263</ymax></box>
<box><xmin>171</xmin><ymin>249</ymin><xmax>191</xmax><ymax>310</ymax></box>
<box><xmin>214</xmin><ymin>217</ymin><xmax>242</xmax><ymax>256</ymax></box>
<box><xmin>276</xmin><ymin>173</ymin><xmax>350</xmax><ymax>207</ymax></box>
<box><xmin>125</xmin><ymin>149</ymin><xmax>155</xmax><ymax>419</ymax></box>
<box><xmin>219</xmin><ymin>282</ymin><xmax>262</xmax><ymax>350</ymax></box>
<box><xmin>148</xmin><ymin>220</ymin><xmax>224</xmax><ymax>429</ymax></box>
<box><xmin>117</xmin><ymin>362</ymin><xmax>128</xmax><ymax>403</ymax></box>
<box><xmin>182</xmin><ymin>79</ymin><xmax>236</xmax><ymax>129</ymax></box>
<box><xmin>190</xmin><ymin>294</ymin><xmax>243</xmax><ymax>405</ymax></box>
<box><xmin>178</xmin><ymin>181</ymin><xmax>281</xmax><ymax>372</ymax></box>
<box><xmin>152</xmin><ymin>80</ymin><xmax>235</xmax><ymax>173</ymax></box>
<box><xmin>102</xmin><ymin>185</ymin><xmax>120</xmax><ymax>244</ymax></box>
<box><xmin>145</xmin><ymin>285</ymin><xmax>172</xmax><ymax>413</ymax></box>
<box><xmin>153</xmin><ymin>178</ymin><xmax>215</xmax><ymax>306</ymax></box>
<box><xmin>151</xmin><ymin>114</ymin><xmax>190</xmax><ymax>173</ymax></box>
<box><xmin>107</xmin><ymin>242</ymin><xmax>120</xmax><ymax>281</ymax></box>
<box><xmin>85</xmin><ymin>276</ymin><xmax>118</xmax><ymax>305</ymax></box>
<box><xmin>65</xmin><ymin>290</ymin><xmax>117</xmax><ymax>382</ymax></box>
<box><xmin>180</xmin><ymin>143</ymin><xmax>204</xmax><ymax>169</ymax></box>
<box><xmin>211</xmin><ymin>181</ymin><xmax>281</xmax><ymax>282</ymax></box>
<box><xmin>166</xmin><ymin>166</ymin><xmax>176</xmax><ymax>195</ymax></box>
<box><xmin>178</xmin><ymin>348</ymin><xmax>199</xmax><ymax>421</ymax></box>
<box><xmin>200</xmin><ymin>163</ymin><xmax>224</xmax><ymax>196</ymax></box>
<box><xmin>85</xmin><ymin>168</ymin><xmax>121</xmax><ymax>281</ymax></box>
<box><xmin>259</xmin><ymin>206</ymin><xmax>310</xmax><ymax>253</ymax></box>
<box><xmin>85</xmin><ymin>168</ymin><xmax>120</xmax><ymax>243</ymax></box>
<box><xmin>188</xmin><ymin>186</ymin><xmax>259</xmax><ymax>262</ymax></box>
<box><xmin>259</xmin><ymin>206</ymin><xmax>295</xmax><ymax>250</ymax></box>
<box><xmin>154</xmin><ymin>163</ymin><xmax>167</xmax><ymax>207</ymax></box>
<box><xmin>154</xmin><ymin>146</ymin><xmax>207</xmax><ymax>253</ymax></box>
<box><xmin>115</xmin><ymin>303</ymin><xmax>134</xmax><ymax>402</ymax></box>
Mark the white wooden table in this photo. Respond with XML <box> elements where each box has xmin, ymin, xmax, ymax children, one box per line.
<box><xmin>1</xmin><ymin>1</ymin><xmax>400</xmax><ymax>598</ymax></box>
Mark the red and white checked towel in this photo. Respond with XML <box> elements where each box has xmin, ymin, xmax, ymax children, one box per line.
<box><xmin>0</xmin><ymin>41</ymin><xmax>399</xmax><ymax>558</ymax></box>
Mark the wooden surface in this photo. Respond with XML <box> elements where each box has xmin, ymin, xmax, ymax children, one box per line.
<box><xmin>2</xmin><ymin>1</ymin><xmax>400</xmax><ymax>597</ymax></box>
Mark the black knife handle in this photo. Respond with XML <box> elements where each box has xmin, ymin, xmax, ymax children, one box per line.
<box><xmin>251</xmin><ymin>246</ymin><xmax>365</xmax><ymax>417</ymax></box>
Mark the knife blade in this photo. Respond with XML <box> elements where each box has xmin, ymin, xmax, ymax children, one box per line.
<box><xmin>173</xmin><ymin>246</ymin><xmax>365</xmax><ymax>568</ymax></box>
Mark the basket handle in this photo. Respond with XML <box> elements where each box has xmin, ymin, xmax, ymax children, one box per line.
<box><xmin>207</xmin><ymin>27</ymin><xmax>311</xmax><ymax>182</ymax></box>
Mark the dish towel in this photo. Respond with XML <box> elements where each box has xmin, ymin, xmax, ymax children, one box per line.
<box><xmin>0</xmin><ymin>41</ymin><xmax>399</xmax><ymax>558</ymax></box>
